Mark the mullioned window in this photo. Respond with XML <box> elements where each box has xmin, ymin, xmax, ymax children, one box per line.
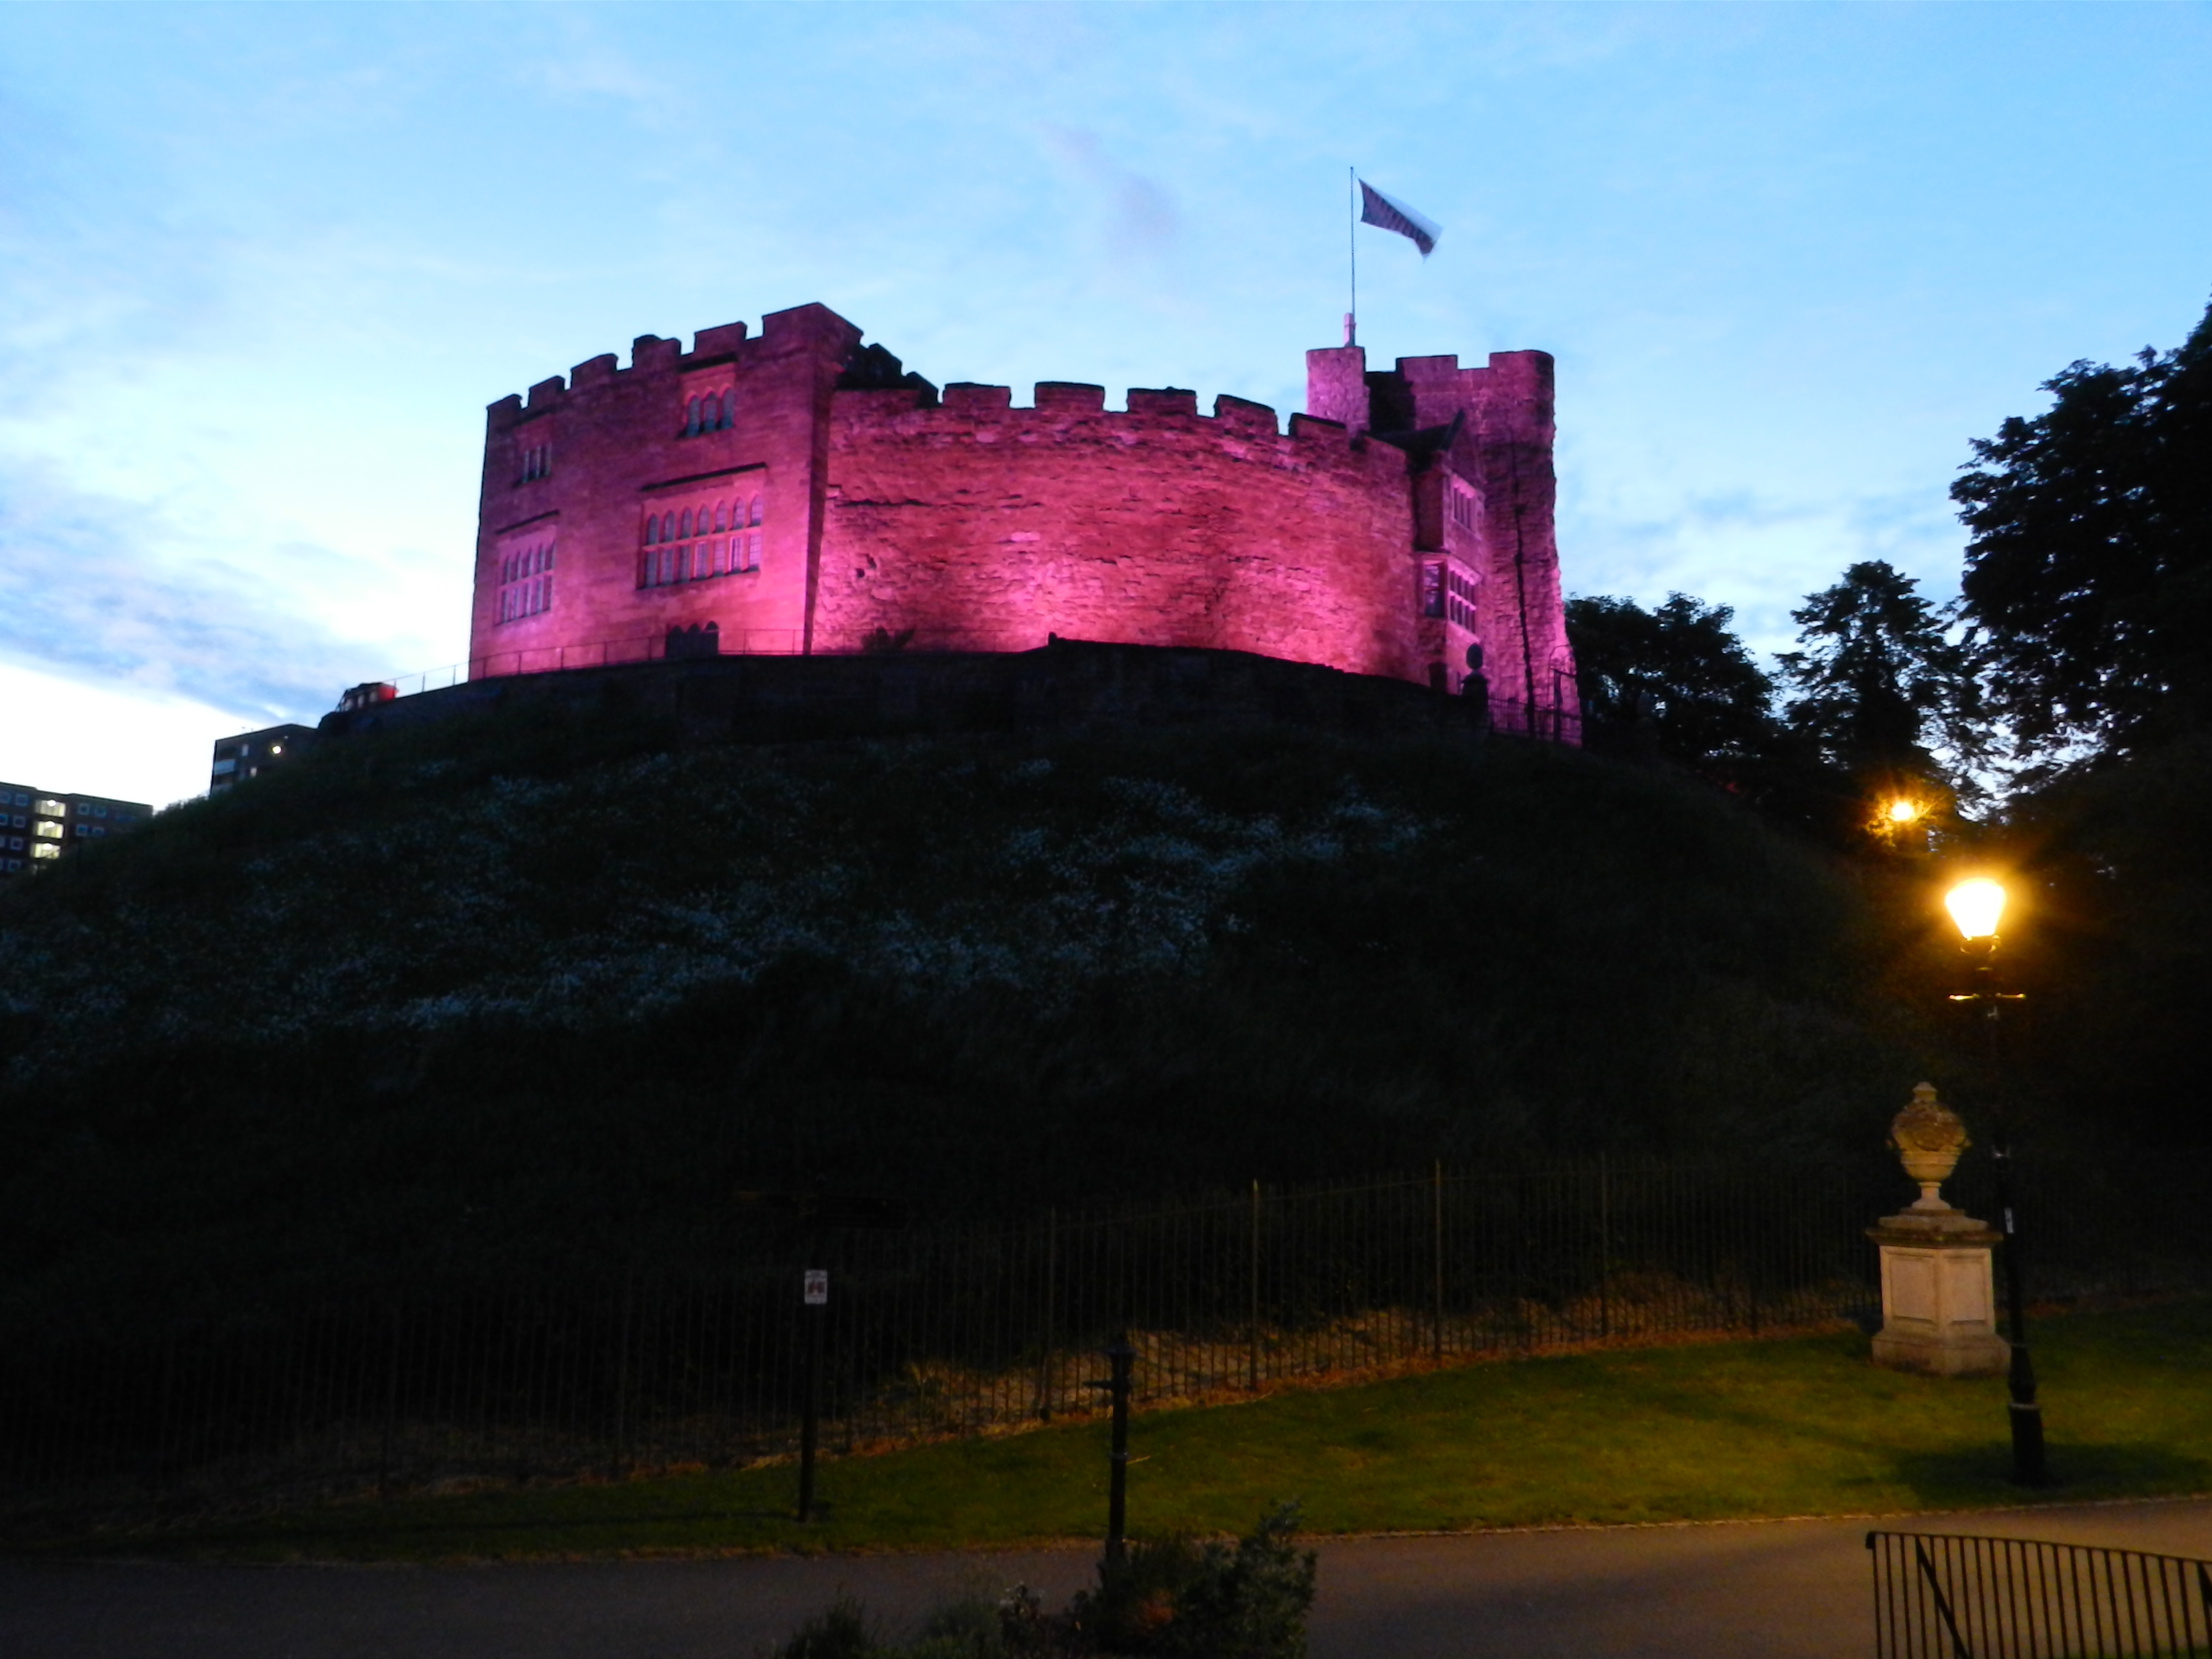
<box><xmin>638</xmin><ymin>493</ymin><xmax>762</xmax><ymax>589</ymax></box>
<box><xmin>497</xmin><ymin>537</ymin><xmax>556</xmax><ymax>624</ymax></box>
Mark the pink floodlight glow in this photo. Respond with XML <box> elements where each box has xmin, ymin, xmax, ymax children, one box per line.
<box><xmin>463</xmin><ymin>302</ymin><xmax>1580</xmax><ymax>734</ymax></box>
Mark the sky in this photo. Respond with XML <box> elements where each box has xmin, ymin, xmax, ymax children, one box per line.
<box><xmin>2</xmin><ymin>2</ymin><xmax>2208</xmax><ymax>810</ymax></box>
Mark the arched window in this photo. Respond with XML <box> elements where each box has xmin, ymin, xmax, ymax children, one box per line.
<box><xmin>714</xmin><ymin>500</ymin><xmax>727</xmax><ymax>532</ymax></box>
<box><xmin>659</xmin><ymin>512</ymin><xmax>675</xmax><ymax>541</ymax></box>
<box><xmin>684</xmin><ymin>398</ymin><xmax>699</xmax><ymax>436</ymax></box>
<box><xmin>721</xmin><ymin>390</ymin><xmax>735</xmax><ymax>428</ymax></box>
<box><xmin>749</xmin><ymin>494</ymin><xmax>763</xmax><ymax>526</ymax></box>
<box><xmin>679</xmin><ymin>508</ymin><xmax>691</xmax><ymax>539</ymax></box>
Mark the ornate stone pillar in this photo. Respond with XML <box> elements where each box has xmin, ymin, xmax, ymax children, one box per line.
<box><xmin>1869</xmin><ymin>1083</ymin><xmax>2010</xmax><ymax>1378</ymax></box>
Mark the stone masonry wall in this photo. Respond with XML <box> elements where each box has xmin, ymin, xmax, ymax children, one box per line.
<box><xmin>815</xmin><ymin>384</ymin><xmax>1422</xmax><ymax>681</ymax></box>
<box><xmin>471</xmin><ymin>304</ymin><xmax>858</xmax><ymax>672</ymax></box>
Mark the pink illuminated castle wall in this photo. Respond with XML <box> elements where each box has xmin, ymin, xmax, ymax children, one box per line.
<box><xmin>472</xmin><ymin>302</ymin><xmax>1578</xmax><ymax>724</ymax></box>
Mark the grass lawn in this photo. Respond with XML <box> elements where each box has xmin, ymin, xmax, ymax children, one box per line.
<box><xmin>33</xmin><ymin>1300</ymin><xmax>2212</xmax><ymax>1563</ymax></box>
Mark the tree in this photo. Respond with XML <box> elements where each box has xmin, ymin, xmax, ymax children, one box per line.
<box><xmin>1952</xmin><ymin>297</ymin><xmax>2212</xmax><ymax>763</ymax></box>
<box><xmin>1776</xmin><ymin>560</ymin><xmax>1983</xmax><ymax>800</ymax></box>
<box><xmin>1564</xmin><ymin>593</ymin><xmax>1782</xmax><ymax>780</ymax></box>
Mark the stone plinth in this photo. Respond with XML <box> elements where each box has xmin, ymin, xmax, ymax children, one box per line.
<box><xmin>1868</xmin><ymin>1208</ymin><xmax>2009</xmax><ymax>1378</ymax></box>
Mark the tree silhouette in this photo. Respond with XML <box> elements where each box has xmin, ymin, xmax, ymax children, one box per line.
<box><xmin>1564</xmin><ymin>593</ymin><xmax>1781</xmax><ymax>782</ymax></box>
<box><xmin>1777</xmin><ymin>560</ymin><xmax>1983</xmax><ymax>804</ymax></box>
<box><xmin>1953</xmin><ymin>296</ymin><xmax>2212</xmax><ymax>765</ymax></box>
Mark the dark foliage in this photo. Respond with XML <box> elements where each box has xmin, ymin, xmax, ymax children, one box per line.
<box><xmin>1953</xmin><ymin>296</ymin><xmax>2212</xmax><ymax>763</ymax></box>
<box><xmin>776</xmin><ymin>1504</ymin><xmax>1317</xmax><ymax>1659</ymax></box>
<box><xmin>1564</xmin><ymin>593</ymin><xmax>1782</xmax><ymax>780</ymax></box>
<box><xmin>1971</xmin><ymin>729</ymin><xmax>2212</xmax><ymax>1149</ymax></box>
<box><xmin>779</xmin><ymin>1596</ymin><xmax>887</xmax><ymax>1659</ymax></box>
<box><xmin>1778</xmin><ymin>560</ymin><xmax>1982</xmax><ymax>787</ymax></box>
<box><xmin>0</xmin><ymin>698</ymin><xmax>1924</xmax><ymax>1332</ymax></box>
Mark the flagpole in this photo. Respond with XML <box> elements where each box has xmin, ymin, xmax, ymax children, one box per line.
<box><xmin>1347</xmin><ymin>166</ymin><xmax>1357</xmax><ymax>346</ymax></box>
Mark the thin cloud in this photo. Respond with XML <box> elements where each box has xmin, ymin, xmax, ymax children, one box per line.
<box><xmin>1042</xmin><ymin>125</ymin><xmax>1183</xmax><ymax>256</ymax></box>
<box><xmin>0</xmin><ymin>461</ymin><xmax>380</xmax><ymax>725</ymax></box>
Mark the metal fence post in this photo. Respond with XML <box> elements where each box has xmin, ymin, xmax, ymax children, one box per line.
<box><xmin>1431</xmin><ymin>1160</ymin><xmax>1446</xmax><ymax>1364</ymax></box>
<box><xmin>1248</xmin><ymin>1180</ymin><xmax>1261</xmax><ymax>1392</ymax></box>
<box><xmin>1036</xmin><ymin>1207</ymin><xmax>1056</xmax><ymax>1422</ymax></box>
<box><xmin>1598</xmin><ymin>1154</ymin><xmax>1612</xmax><ymax>1340</ymax></box>
<box><xmin>797</xmin><ymin>1266</ymin><xmax>828</xmax><ymax>1522</ymax></box>
<box><xmin>1088</xmin><ymin>1334</ymin><xmax>1136</xmax><ymax>1563</ymax></box>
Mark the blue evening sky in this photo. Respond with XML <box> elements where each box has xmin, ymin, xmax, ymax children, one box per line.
<box><xmin>2</xmin><ymin>2</ymin><xmax>2208</xmax><ymax>807</ymax></box>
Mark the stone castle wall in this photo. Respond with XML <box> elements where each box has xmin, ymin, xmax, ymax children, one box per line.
<box><xmin>468</xmin><ymin>303</ymin><xmax>1577</xmax><ymax>723</ymax></box>
<box><xmin>816</xmin><ymin>384</ymin><xmax>1421</xmax><ymax>680</ymax></box>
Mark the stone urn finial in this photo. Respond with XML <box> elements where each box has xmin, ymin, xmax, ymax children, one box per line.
<box><xmin>1890</xmin><ymin>1081</ymin><xmax>1969</xmax><ymax>1212</ymax></box>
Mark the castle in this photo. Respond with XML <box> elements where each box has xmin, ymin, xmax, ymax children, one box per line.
<box><xmin>472</xmin><ymin>302</ymin><xmax>1577</xmax><ymax>728</ymax></box>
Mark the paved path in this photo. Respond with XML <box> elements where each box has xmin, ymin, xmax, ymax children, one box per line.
<box><xmin>6</xmin><ymin>1499</ymin><xmax>2211</xmax><ymax>1659</ymax></box>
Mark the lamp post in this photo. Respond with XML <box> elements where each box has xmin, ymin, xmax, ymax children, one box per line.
<box><xmin>1943</xmin><ymin>878</ymin><xmax>2047</xmax><ymax>1485</ymax></box>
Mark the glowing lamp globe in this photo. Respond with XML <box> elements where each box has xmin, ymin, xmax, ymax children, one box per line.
<box><xmin>1945</xmin><ymin>879</ymin><xmax>2007</xmax><ymax>942</ymax></box>
<box><xmin>1886</xmin><ymin>799</ymin><xmax>1920</xmax><ymax>824</ymax></box>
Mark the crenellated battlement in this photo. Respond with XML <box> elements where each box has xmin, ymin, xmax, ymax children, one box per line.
<box><xmin>827</xmin><ymin>379</ymin><xmax>1403</xmax><ymax>466</ymax></box>
<box><xmin>468</xmin><ymin>300</ymin><xmax>1575</xmax><ymax>734</ymax></box>
<box><xmin>486</xmin><ymin>306</ymin><xmax>858</xmax><ymax>430</ymax></box>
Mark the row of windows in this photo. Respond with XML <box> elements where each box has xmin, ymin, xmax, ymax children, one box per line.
<box><xmin>4</xmin><ymin>808</ymin><xmax>124</xmax><ymax>831</ymax></box>
<box><xmin>645</xmin><ymin>495</ymin><xmax>761</xmax><ymax>544</ymax></box>
<box><xmin>5</xmin><ymin>836</ymin><xmax>73</xmax><ymax>853</ymax></box>
<box><xmin>1448</xmin><ymin>484</ymin><xmax>1478</xmax><ymax>533</ymax></box>
<box><xmin>684</xmin><ymin>389</ymin><xmax>735</xmax><ymax>436</ymax></box>
<box><xmin>639</xmin><ymin>535</ymin><xmax>758</xmax><ymax>589</ymax></box>
<box><xmin>496</xmin><ymin>539</ymin><xmax>555</xmax><ymax>627</ymax></box>
<box><xmin>1444</xmin><ymin>567</ymin><xmax>1478</xmax><ymax>631</ymax></box>
<box><xmin>521</xmin><ymin>444</ymin><xmax>552</xmax><ymax>482</ymax></box>
<box><xmin>502</xmin><ymin>541</ymin><xmax>554</xmax><ymax>586</ymax></box>
<box><xmin>1420</xmin><ymin>561</ymin><xmax>1480</xmax><ymax>626</ymax></box>
<box><xmin>502</xmin><ymin>576</ymin><xmax>554</xmax><ymax>622</ymax></box>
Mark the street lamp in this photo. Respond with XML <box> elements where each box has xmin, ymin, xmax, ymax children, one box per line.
<box><xmin>1943</xmin><ymin>877</ymin><xmax>2047</xmax><ymax>1485</ymax></box>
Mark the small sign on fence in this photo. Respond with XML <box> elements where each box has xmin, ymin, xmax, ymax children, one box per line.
<box><xmin>803</xmin><ymin>1270</ymin><xmax>829</xmax><ymax>1306</ymax></box>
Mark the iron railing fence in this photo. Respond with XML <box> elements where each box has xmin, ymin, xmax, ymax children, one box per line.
<box><xmin>1870</xmin><ymin>1531</ymin><xmax>2212</xmax><ymax>1659</ymax></box>
<box><xmin>3</xmin><ymin>1156</ymin><xmax>2205</xmax><ymax>1510</ymax></box>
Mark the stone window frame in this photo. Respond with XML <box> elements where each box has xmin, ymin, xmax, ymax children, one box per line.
<box><xmin>635</xmin><ymin>472</ymin><xmax>764</xmax><ymax>590</ymax></box>
<box><xmin>495</xmin><ymin>533</ymin><xmax>557</xmax><ymax>626</ymax></box>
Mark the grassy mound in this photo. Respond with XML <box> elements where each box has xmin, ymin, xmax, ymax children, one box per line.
<box><xmin>0</xmin><ymin>696</ymin><xmax>1914</xmax><ymax>1326</ymax></box>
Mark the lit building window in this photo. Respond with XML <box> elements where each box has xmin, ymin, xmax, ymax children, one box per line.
<box><xmin>34</xmin><ymin>821</ymin><xmax>62</xmax><ymax>839</ymax></box>
<box><xmin>35</xmin><ymin>798</ymin><xmax>62</xmax><ymax>816</ymax></box>
<box><xmin>32</xmin><ymin>843</ymin><xmax>58</xmax><ymax>861</ymax></box>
